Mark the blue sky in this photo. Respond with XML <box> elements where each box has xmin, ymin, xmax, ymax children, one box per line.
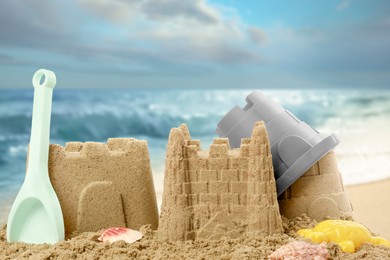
<box><xmin>0</xmin><ymin>0</ymin><xmax>389</xmax><ymax>89</ymax></box>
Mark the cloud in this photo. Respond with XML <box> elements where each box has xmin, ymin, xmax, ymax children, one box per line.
<box><xmin>5</xmin><ymin>0</ymin><xmax>388</xmax><ymax>89</ymax></box>
<box><xmin>78</xmin><ymin>0</ymin><xmax>266</xmax><ymax>64</ymax></box>
<box><xmin>336</xmin><ymin>1</ymin><xmax>350</xmax><ymax>11</ymax></box>
<box><xmin>141</xmin><ymin>0</ymin><xmax>220</xmax><ymax>24</ymax></box>
<box><xmin>0</xmin><ymin>0</ymin><xmax>69</xmax><ymax>47</ymax></box>
<box><xmin>0</xmin><ymin>0</ymin><xmax>267</xmax><ymax>72</ymax></box>
<box><xmin>270</xmin><ymin>17</ymin><xmax>390</xmax><ymax>75</ymax></box>
<box><xmin>1</xmin><ymin>0</ymin><xmax>390</xmax><ymax>90</ymax></box>
<box><xmin>80</xmin><ymin>0</ymin><xmax>220</xmax><ymax>24</ymax></box>
<box><xmin>79</xmin><ymin>0</ymin><xmax>139</xmax><ymax>22</ymax></box>
<box><xmin>78</xmin><ymin>1</ymin><xmax>269</xmax><ymax>66</ymax></box>
<box><xmin>130</xmin><ymin>16</ymin><xmax>264</xmax><ymax>64</ymax></box>
<box><xmin>247</xmin><ymin>27</ymin><xmax>267</xmax><ymax>45</ymax></box>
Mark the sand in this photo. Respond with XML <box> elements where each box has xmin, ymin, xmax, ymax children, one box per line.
<box><xmin>2</xmin><ymin>178</ymin><xmax>390</xmax><ymax>258</ymax></box>
<box><xmin>158</xmin><ymin>123</ymin><xmax>282</xmax><ymax>241</ymax></box>
<box><xmin>279</xmin><ymin>152</ymin><xmax>353</xmax><ymax>221</ymax></box>
<box><xmin>346</xmin><ymin>178</ymin><xmax>390</xmax><ymax>240</ymax></box>
<box><xmin>47</xmin><ymin>138</ymin><xmax>159</xmax><ymax>236</ymax></box>
<box><xmin>1</xmin><ymin>215</ymin><xmax>390</xmax><ymax>259</ymax></box>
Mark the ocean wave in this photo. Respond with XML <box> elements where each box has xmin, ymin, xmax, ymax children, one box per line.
<box><xmin>0</xmin><ymin>115</ymin><xmax>32</xmax><ymax>136</ymax></box>
<box><xmin>348</xmin><ymin>95</ymin><xmax>390</xmax><ymax>106</ymax></box>
<box><xmin>49</xmin><ymin>111</ymin><xmax>222</xmax><ymax>140</ymax></box>
<box><xmin>8</xmin><ymin>145</ymin><xmax>27</xmax><ymax>157</ymax></box>
<box><xmin>1</xmin><ymin>89</ymin><xmax>390</xmax><ymax>143</ymax></box>
<box><xmin>0</xmin><ymin>89</ymin><xmax>389</xmax><ymax>204</ymax></box>
<box><xmin>0</xmin><ymin>111</ymin><xmax>219</xmax><ymax>141</ymax></box>
<box><xmin>0</xmin><ymin>89</ymin><xmax>33</xmax><ymax>102</ymax></box>
<box><xmin>0</xmin><ymin>91</ymin><xmax>241</xmax><ymax>140</ymax></box>
<box><xmin>0</xmin><ymin>157</ymin><xmax>6</xmax><ymax>166</ymax></box>
<box><xmin>337</xmin><ymin>152</ymin><xmax>390</xmax><ymax>185</ymax></box>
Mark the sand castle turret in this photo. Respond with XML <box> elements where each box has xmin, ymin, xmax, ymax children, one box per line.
<box><xmin>42</xmin><ymin>138</ymin><xmax>158</xmax><ymax>236</ymax></box>
<box><xmin>158</xmin><ymin>122</ymin><xmax>283</xmax><ymax>241</ymax></box>
<box><xmin>278</xmin><ymin>152</ymin><xmax>353</xmax><ymax>221</ymax></box>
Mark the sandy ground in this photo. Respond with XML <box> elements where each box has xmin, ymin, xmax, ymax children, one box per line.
<box><xmin>2</xmin><ymin>178</ymin><xmax>390</xmax><ymax>241</ymax></box>
<box><xmin>1</xmin><ymin>178</ymin><xmax>390</xmax><ymax>258</ymax></box>
<box><xmin>346</xmin><ymin>178</ymin><xmax>390</xmax><ymax>240</ymax></box>
<box><xmin>2</xmin><ymin>216</ymin><xmax>390</xmax><ymax>259</ymax></box>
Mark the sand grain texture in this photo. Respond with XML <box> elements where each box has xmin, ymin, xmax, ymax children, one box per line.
<box><xmin>46</xmin><ymin>138</ymin><xmax>159</xmax><ymax>237</ymax></box>
<box><xmin>279</xmin><ymin>152</ymin><xmax>353</xmax><ymax>221</ymax></box>
<box><xmin>158</xmin><ymin>122</ymin><xmax>283</xmax><ymax>241</ymax></box>
<box><xmin>1</xmin><ymin>216</ymin><xmax>390</xmax><ymax>259</ymax></box>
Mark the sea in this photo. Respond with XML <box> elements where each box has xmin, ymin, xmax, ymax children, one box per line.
<box><xmin>1</xmin><ymin>89</ymin><xmax>390</xmax><ymax>224</ymax></box>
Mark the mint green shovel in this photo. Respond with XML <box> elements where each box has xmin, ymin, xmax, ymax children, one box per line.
<box><xmin>7</xmin><ymin>69</ymin><xmax>64</xmax><ymax>244</ymax></box>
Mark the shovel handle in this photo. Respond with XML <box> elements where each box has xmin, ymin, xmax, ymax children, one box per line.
<box><xmin>33</xmin><ymin>69</ymin><xmax>56</xmax><ymax>90</ymax></box>
<box><xmin>26</xmin><ymin>69</ymin><xmax>56</xmax><ymax>178</ymax></box>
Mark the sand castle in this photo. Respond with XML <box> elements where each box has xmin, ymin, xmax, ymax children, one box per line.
<box><xmin>21</xmin><ymin>122</ymin><xmax>352</xmax><ymax>241</ymax></box>
<box><xmin>40</xmin><ymin>138</ymin><xmax>158</xmax><ymax>236</ymax></box>
<box><xmin>24</xmin><ymin>128</ymin><xmax>351</xmax><ymax>239</ymax></box>
<box><xmin>158</xmin><ymin>122</ymin><xmax>283</xmax><ymax>241</ymax></box>
<box><xmin>278</xmin><ymin>152</ymin><xmax>353</xmax><ymax>221</ymax></box>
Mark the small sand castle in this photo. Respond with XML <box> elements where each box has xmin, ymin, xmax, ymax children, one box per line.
<box><xmin>158</xmin><ymin>122</ymin><xmax>283</xmax><ymax>241</ymax></box>
<box><xmin>278</xmin><ymin>152</ymin><xmax>353</xmax><ymax>221</ymax></box>
<box><xmin>42</xmin><ymin>138</ymin><xmax>158</xmax><ymax>236</ymax></box>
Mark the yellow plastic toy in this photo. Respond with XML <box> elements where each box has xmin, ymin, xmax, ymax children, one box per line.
<box><xmin>298</xmin><ymin>220</ymin><xmax>390</xmax><ymax>253</ymax></box>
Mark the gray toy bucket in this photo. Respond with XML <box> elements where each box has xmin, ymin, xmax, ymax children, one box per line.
<box><xmin>216</xmin><ymin>91</ymin><xmax>339</xmax><ymax>196</ymax></box>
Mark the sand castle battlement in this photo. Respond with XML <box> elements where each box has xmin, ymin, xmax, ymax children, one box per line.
<box><xmin>158</xmin><ymin>122</ymin><xmax>283</xmax><ymax>241</ymax></box>
<box><xmin>279</xmin><ymin>152</ymin><xmax>353</xmax><ymax>221</ymax></box>
<box><xmin>50</xmin><ymin>138</ymin><xmax>147</xmax><ymax>157</ymax></box>
<box><xmin>44</xmin><ymin>138</ymin><xmax>159</xmax><ymax>236</ymax></box>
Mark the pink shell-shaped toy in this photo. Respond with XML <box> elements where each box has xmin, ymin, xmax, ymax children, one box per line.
<box><xmin>269</xmin><ymin>241</ymin><xmax>329</xmax><ymax>260</ymax></box>
<box><xmin>98</xmin><ymin>227</ymin><xmax>143</xmax><ymax>244</ymax></box>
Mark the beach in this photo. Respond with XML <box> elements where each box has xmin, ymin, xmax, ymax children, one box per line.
<box><xmin>1</xmin><ymin>211</ymin><xmax>390</xmax><ymax>259</ymax></box>
<box><xmin>1</xmin><ymin>157</ymin><xmax>390</xmax><ymax>258</ymax></box>
<box><xmin>0</xmin><ymin>89</ymin><xmax>390</xmax><ymax>257</ymax></box>
<box><xmin>346</xmin><ymin>178</ymin><xmax>390</xmax><ymax>240</ymax></box>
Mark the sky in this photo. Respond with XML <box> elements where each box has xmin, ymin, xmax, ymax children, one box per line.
<box><xmin>0</xmin><ymin>0</ymin><xmax>389</xmax><ymax>89</ymax></box>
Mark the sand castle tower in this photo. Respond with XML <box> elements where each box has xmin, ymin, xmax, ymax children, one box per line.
<box><xmin>158</xmin><ymin>122</ymin><xmax>283</xmax><ymax>241</ymax></box>
<box><xmin>43</xmin><ymin>138</ymin><xmax>158</xmax><ymax>236</ymax></box>
<box><xmin>278</xmin><ymin>152</ymin><xmax>353</xmax><ymax>221</ymax></box>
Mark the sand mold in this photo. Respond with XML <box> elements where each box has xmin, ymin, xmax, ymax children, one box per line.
<box><xmin>1</xmin><ymin>216</ymin><xmax>389</xmax><ymax>259</ymax></box>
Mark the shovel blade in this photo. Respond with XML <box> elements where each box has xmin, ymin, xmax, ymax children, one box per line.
<box><xmin>7</xmin><ymin>197</ymin><xmax>63</xmax><ymax>244</ymax></box>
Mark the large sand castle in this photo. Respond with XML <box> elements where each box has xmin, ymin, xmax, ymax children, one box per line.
<box><xmin>42</xmin><ymin>138</ymin><xmax>158</xmax><ymax>236</ymax></box>
<box><xmin>279</xmin><ymin>152</ymin><xmax>353</xmax><ymax>221</ymax></box>
<box><xmin>158</xmin><ymin>122</ymin><xmax>283</xmax><ymax>241</ymax></box>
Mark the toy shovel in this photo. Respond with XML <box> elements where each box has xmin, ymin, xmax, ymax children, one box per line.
<box><xmin>7</xmin><ymin>69</ymin><xmax>64</xmax><ymax>244</ymax></box>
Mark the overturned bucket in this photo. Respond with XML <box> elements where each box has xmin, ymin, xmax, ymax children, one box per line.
<box><xmin>216</xmin><ymin>91</ymin><xmax>340</xmax><ymax>196</ymax></box>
